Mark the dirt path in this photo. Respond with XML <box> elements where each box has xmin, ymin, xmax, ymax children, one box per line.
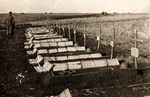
<box><xmin>0</xmin><ymin>28</ymin><xmax>59</xmax><ymax>97</ymax></box>
<box><xmin>0</xmin><ymin>28</ymin><xmax>36</xmax><ymax>97</ymax></box>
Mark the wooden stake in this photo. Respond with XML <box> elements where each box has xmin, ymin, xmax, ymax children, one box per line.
<box><xmin>58</xmin><ymin>24</ymin><xmax>61</xmax><ymax>35</ymax></box>
<box><xmin>62</xmin><ymin>26</ymin><xmax>65</xmax><ymax>37</ymax></box>
<box><xmin>110</xmin><ymin>45</ymin><xmax>114</xmax><ymax>59</ymax></box>
<box><xmin>97</xmin><ymin>36</ymin><xmax>100</xmax><ymax>51</ymax></box>
<box><xmin>110</xmin><ymin>28</ymin><xmax>115</xmax><ymax>59</ymax></box>
<box><xmin>57</xmin><ymin>23</ymin><xmax>59</xmax><ymax>34</ymax></box>
<box><xmin>84</xmin><ymin>24</ymin><xmax>86</xmax><ymax>33</ymax></box>
<box><xmin>113</xmin><ymin>28</ymin><xmax>116</xmax><ymax>40</ymax></box>
<box><xmin>84</xmin><ymin>34</ymin><xmax>86</xmax><ymax>46</ymax></box>
<box><xmin>99</xmin><ymin>27</ymin><xmax>101</xmax><ymax>43</ymax></box>
<box><xmin>84</xmin><ymin>24</ymin><xmax>86</xmax><ymax>46</ymax></box>
<box><xmin>97</xmin><ymin>27</ymin><xmax>101</xmax><ymax>51</ymax></box>
<box><xmin>74</xmin><ymin>30</ymin><xmax>76</xmax><ymax>44</ymax></box>
<box><xmin>68</xmin><ymin>24</ymin><xmax>71</xmax><ymax>40</ymax></box>
<box><xmin>134</xmin><ymin>29</ymin><xmax>137</xmax><ymax>69</ymax></box>
<box><xmin>110</xmin><ymin>41</ymin><xmax>114</xmax><ymax>59</ymax></box>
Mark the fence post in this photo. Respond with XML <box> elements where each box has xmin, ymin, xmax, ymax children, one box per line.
<box><xmin>84</xmin><ymin>34</ymin><xmax>86</xmax><ymax>46</ymax></box>
<box><xmin>84</xmin><ymin>24</ymin><xmax>86</xmax><ymax>46</ymax></box>
<box><xmin>62</xmin><ymin>25</ymin><xmax>65</xmax><ymax>37</ymax></box>
<box><xmin>74</xmin><ymin>29</ymin><xmax>76</xmax><ymax>45</ymax></box>
<box><xmin>113</xmin><ymin>28</ymin><xmax>116</xmax><ymax>41</ymax></box>
<box><xmin>58</xmin><ymin>23</ymin><xmax>61</xmax><ymax>36</ymax></box>
<box><xmin>110</xmin><ymin>41</ymin><xmax>114</xmax><ymax>59</ymax></box>
<box><xmin>110</xmin><ymin>27</ymin><xmax>116</xmax><ymax>59</ymax></box>
<box><xmin>97</xmin><ymin>27</ymin><xmax>101</xmax><ymax>51</ymax></box>
<box><xmin>134</xmin><ymin>29</ymin><xmax>137</xmax><ymax>69</ymax></box>
<box><xmin>68</xmin><ymin>24</ymin><xmax>71</xmax><ymax>40</ymax></box>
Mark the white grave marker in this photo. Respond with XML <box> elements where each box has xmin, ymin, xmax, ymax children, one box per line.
<box><xmin>93</xmin><ymin>59</ymin><xmax>107</xmax><ymax>67</ymax></box>
<box><xmin>67</xmin><ymin>47</ymin><xmax>76</xmax><ymax>52</ymax></box>
<box><xmin>41</xmin><ymin>43</ymin><xmax>49</xmax><ymax>47</ymax></box>
<box><xmin>76</xmin><ymin>46</ymin><xmax>86</xmax><ymax>51</ymax></box>
<box><xmin>65</xmin><ymin>41</ymin><xmax>73</xmax><ymax>46</ymax></box>
<box><xmin>57</xmin><ymin>48</ymin><xmax>67</xmax><ymax>52</ymax></box>
<box><xmin>58</xmin><ymin>42</ymin><xmax>66</xmax><ymax>47</ymax></box>
<box><xmin>90</xmin><ymin>53</ymin><xmax>102</xmax><ymax>58</ymax></box>
<box><xmin>44</xmin><ymin>57</ymin><xmax>56</xmax><ymax>61</ymax></box>
<box><xmin>81</xmin><ymin>60</ymin><xmax>95</xmax><ymax>68</ymax></box>
<box><xmin>107</xmin><ymin>59</ymin><xmax>120</xmax><ymax>66</ymax></box>
<box><xmin>53</xmin><ymin>63</ymin><xmax>68</xmax><ymax>71</ymax></box>
<box><xmin>79</xmin><ymin>54</ymin><xmax>91</xmax><ymax>59</ymax></box>
<box><xmin>38</xmin><ymin>49</ymin><xmax>48</xmax><ymax>54</ymax></box>
<box><xmin>68</xmin><ymin>55</ymin><xmax>79</xmax><ymax>60</ymax></box>
<box><xmin>48</xmin><ymin>49</ymin><xmax>58</xmax><ymax>53</ymax></box>
<box><xmin>55</xmin><ymin>38</ymin><xmax>62</xmax><ymax>42</ymax></box>
<box><xmin>56</xmin><ymin>56</ymin><xmax>68</xmax><ymax>61</ymax></box>
<box><xmin>49</xmin><ymin>42</ymin><xmax>58</xmax><ymax>47</ymax></box>
<box><xmin>68</xmin><ymin>61</ymin><xmax>82</xmax><ymax>70</ymax></box>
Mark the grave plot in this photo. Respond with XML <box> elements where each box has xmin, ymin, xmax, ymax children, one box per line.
<box><xmin>24</xmin><ymin>27</ymin><xmax>120</xmax><ymax>81</ymax></box>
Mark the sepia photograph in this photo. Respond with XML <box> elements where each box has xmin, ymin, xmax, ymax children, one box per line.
<box><xmin>0</xmin><ymin>0</ymin><xmax>150</xmax><ymax>97</ymax></box>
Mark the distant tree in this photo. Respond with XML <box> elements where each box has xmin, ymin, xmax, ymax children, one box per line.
<box><xmin>101</xmin><ymin>12</ymin><xmax>105</xmax><ymax>15</ymax></box>
<box><xmin>20</xmin><ymin>12</ymin><xmax>24</xmax><ymax>14</ymax></box>
<box><xmin>101</xmin><ymin>11</ymin><xmax>108</xmax><ymax>15</ymax></box>
<box><xmin>104</xmin><ymin>12</ymin><xmax>107</xmax><ymax>15</ymax></box>
<box><xmin>101</xmin><ymin>12</ymin><xmax>107</xmax><ymax>15</ymax></box>
<box><xmin>45</xmin><ymin>12</ymin><xmax>47</xmax><ymax>14</ymax></box>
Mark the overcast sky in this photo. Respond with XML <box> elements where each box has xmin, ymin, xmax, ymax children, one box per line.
<box><xmin>0</xmin><ymin>0</ymin><xmax>150</xmax><ymax>13</ymax></box>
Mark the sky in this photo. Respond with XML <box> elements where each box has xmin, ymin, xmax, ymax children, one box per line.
<box><xmin>0</xmin><ymin>0</ymin><xmax>150</xmax><ymax>13</ymax></box>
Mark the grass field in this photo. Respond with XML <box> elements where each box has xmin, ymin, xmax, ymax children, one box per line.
<box><xmin>0</xmin><ymin>13</ymin><xmax>150</xmax><ymax>96</ymax></box>
<box><xmin>0</xmin><ymin>13</ymin><xmax>100</xmax><ymax>25</ymax></box>
<box><xmin>51</xmin><ymin>13</ymin><xmax>149</xmax><ymax>68</ymax></box>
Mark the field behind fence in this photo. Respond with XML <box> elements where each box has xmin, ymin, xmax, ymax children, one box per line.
<box><xmin>47</xmin><ymin>14</ymin><xmax>149</xmax><ymax>67</ymax></box>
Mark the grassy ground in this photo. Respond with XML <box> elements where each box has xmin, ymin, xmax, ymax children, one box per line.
<box><xmin>55</xmin><ymin>13</ymin><xmax>149</xmax><ymax>69</ymax></box>
<box><xmin>0</xmin><ymin>13</ymin><xmax>150</xmax><ymax>97</ymax></box>
<box><xmin>0</xmin><ymin>27</ymin><xmax>150</xmax><ymax>97</ymax></box>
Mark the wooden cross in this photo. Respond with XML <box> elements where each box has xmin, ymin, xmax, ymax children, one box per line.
<box><xmin>129</xmin><ymin>29</ymin><xmax>143</xmax><ymax>69</ymax></box>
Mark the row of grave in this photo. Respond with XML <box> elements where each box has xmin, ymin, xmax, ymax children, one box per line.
<box><xmin>24</xmin><ymin>27</ymin><xmax>120</xmax><ymax>73</ymax></box>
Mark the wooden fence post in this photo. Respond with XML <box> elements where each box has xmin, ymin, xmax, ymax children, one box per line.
<box><xmin>58</xmin><ymin>23</ymin><xmax>61</xmax><ymax>36</ymax></box>
<box><xmin>84</xmin><ymin>34</ymin><xmax>86</xmax><ymax>46</ymax></box>
<box><xmin>110</xmin><ymin>27</ymin><xmax>116</xmax><ymax>59</ymax></box>
<box><xmin>84</xmin><ymin>24</ymin><xmax>86</xmax><ymax>46</ymax></box>
<box><xmin>68</xmin><ymin>24</ymin><xmax>71</xmax><ymax>40</ymax></box>
<box><xmin>74</xmin><ymin>29</ymin><xmax>76</xmax><ymax>45</ymax></box>
<box><xmin>97</xmin><ymin>27</ymin><xmax>101</xmax><ymax>51</ymax></box>
<box><xmin>134</xmin><ymin>29</ymin><xmax>137</xmax><ymax>69</ymax></box>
